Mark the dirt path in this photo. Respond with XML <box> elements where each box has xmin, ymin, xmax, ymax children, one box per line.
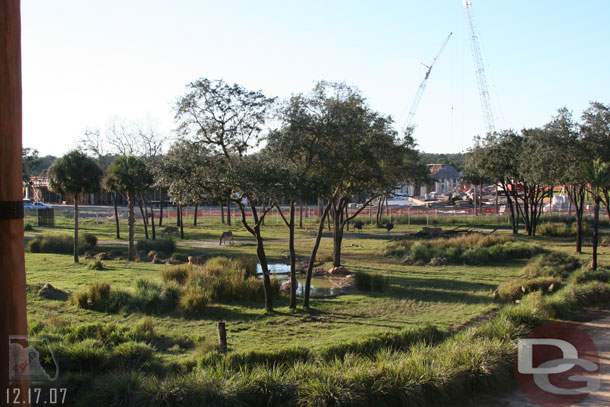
<box><xmin>468</xmin><ymin>309</ymin><xmax>610</xmax><ymax>406</ymax></box>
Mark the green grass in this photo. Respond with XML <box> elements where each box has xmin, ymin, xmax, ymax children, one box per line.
<box><xmin>23</xmin><ymin>214</ymin><xmax>610</xmax><ymax>404</ymax></box>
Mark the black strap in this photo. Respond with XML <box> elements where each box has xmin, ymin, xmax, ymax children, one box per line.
<box><xmin>0</xmin><ymin>200</ymin><xmax>24</xmax><ymax>220</ymax></box>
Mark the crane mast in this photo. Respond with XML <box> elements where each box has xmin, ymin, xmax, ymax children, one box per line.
<box><xmin>463</xmin><ymin>0</ymin><xmax>495</xmax><ymax>134</ymax></box>
<box><xmin>405</xmin><ymin>32</ymin><xmax>452</xmax><ymax>130</ymax></box>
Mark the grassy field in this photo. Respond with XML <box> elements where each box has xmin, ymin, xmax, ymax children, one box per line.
<box><xmin>25</xmin><ymin>215</ymin><xmax>609</xmax><ymax>363</ymax></box>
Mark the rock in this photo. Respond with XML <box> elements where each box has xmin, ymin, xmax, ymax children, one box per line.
<box><xmin>327</xmin><ymin>266</ymin><xmax>349</xmax><ymax>275</ymax></box>
<box><xmin>492</xmin><ymin>289</ymin><xmax>499</xmax><ymax>300</ymax></box>
<box><xmin>548</xmin><ymin>283</ymin><xmax>555</xmax><ymax>292</ymax></box>
<box><xmin>515</xmin><ymin>299</ymin><xmax>521</xmax><ymax>304</ymax></box>
<box><xmin>83</xmin><ymin>251</ymin><xmax>96</xmax><ymax>259</ymax></box>
<box><xmin>313</xmin><ymin>268</ymin><xmax>327</xmax><ymax>276</ymax></box>
<box><xmin>345</xmin><ymin>274</ymin><xmax>354</xmax><ymax>279</ymax></box>
<box><xmin>188</xmin><ymin>256</ymin><xmax>205</xmax><ymax>265</ymax></box>
<box><xmin>280</xmin><ymin>280</ymin><xmax>292</xmax><ymax>292</ymax></box>
<box><xmin>521</xmin><ymin>286</ymin><xmax>527</xmax><ymax>293</ymax></box>
<box><xmin>38</xmin><ymin>283</ymin><xmax>56</xmax><ymax>297</ymax></box>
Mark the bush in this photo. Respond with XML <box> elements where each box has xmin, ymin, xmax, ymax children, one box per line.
<box><xmin>169</xmin><ymin>253</ymin><xmax>189</xmax><ymax>263</ymax></box>
<box><xmin>519</xmin><ymin>252</ymin><xmax>580</xmax><ymax>279</ymax></box>
<box><xmin>27</xmin><ymin>234</ymin><xmax>97</xmax><ymax>255</ymax></box>
<box><xmin>537</xmin><ymin>222</ymin><xmax>570</xmax><ymax>237</ymax></box>
<box><xmin>568</xmin><ymin>267</ymin><xmax>610</xmax><ymax>284</ymax></box>
<box><xmin>497</xmin><ymin>276</ymin><xmax>561</xmax><ymax>301</ymax></box>
<box><xmin>24</xmin><ymin>223</ymin><xmax>34</xmax><ymax>231</ymax></box>
<box><xmin>354</xmin><ymin>272</ymin><xmax>388</xmax><ymax>292</ymax></box>
<box><xmin>388</xmin><ymin>234</ymin><xmax>541</xmax><ymax>266</ymax></box>
<box><xmin>111</xmin><ymin>341</ymin><xmax>154</xmax><ymax>369</ymax></box>
<box><xmin>136</xmin><ymin>239</ymin><xmax>176</xmax><ymax>255</ymax></box>
<box><xmin>161</xmin><ymin>264</ymin><xmax>191</xmax><ymax>285</ymax></box>
<box><xmin>571</xmin><ymin>221</ymin><xmax>590</xmax><ymax>235</ymax></box>
<box><xmin>179</xmin><ymin>287</ymin><xmax>208</xmax><ymax>317</ymax></box>
<box><xmin>133</xmin><ymin>279</ymin><xmax>180</xmax><ymax>314</ymax></box>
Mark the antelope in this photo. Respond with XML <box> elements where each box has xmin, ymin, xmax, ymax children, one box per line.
<box><xmin>385</xmin><ymin>222</ymin><xmax>394</xmax><ymax>234</ymax></box>
<box><xmin>160</xmin><ymin>226</ymin><xmax>178</xmax><ymax>237</ymax></box>
<box><xmin>353</xmin><ymin>220</ymin><xmax>364</xmax><ymax>233</ymax></box>
<box><xmin>219</xmin><ymin>231</ymin><xmax>234</xmax><ymax>246</ymax></box>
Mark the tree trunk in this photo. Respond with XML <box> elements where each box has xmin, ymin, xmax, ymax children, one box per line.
<box><xmin>304</xmin><ymin>202</ymin><xmax>331</xmax><ymax>309</ymax></box>
<box><xmin>179</xmin><ymin>205</ymin><xmax>184</xmax><ymax>239</ymax></box>
<box><xmin>299</xmin><ymin>202</ymin><xmax>303</xmax><ymax>229</ymax></box>
<box><xmin>194</xmin><ymin>203</ymin><xmax>198</xmax><ymax>226</ymax></box>
<box><xmin>158</xmin><ymin>189</ymin><xmax>163</xmax><ymax>227</ymax></box>
<box><xmin>127</xmin><ymin>190</ymin><xmax>135</xmax><ymax>261</ymax></box>
<box><xmin>332</xmin><ymin>199</ymin><xmax>345</xmax><ymax>267</ymax></box>
<box><xmin>149</xmin><ymin>197</ymin><xmax>156</xmax><ymax>240</ymax></box>
<box><xmin>73</xmin><ymin>194</ymin><xmax>79</xmax><ymax>262</ymax></box>
<box><xmin>113</xmin><ymin>191</ymin><xmax>120</xmax><ymax>239</ymax></box>
<box><xmin>137</xmin><ymin>194</ymin><xmax>148</xmax><ymax>239</ymax></box>
<box><xmin>592</xmin><ymin>198</ymin><xmax>600</xmax><ymax>270</ymax></box>
<box><xmin>226</xmin><ymin>201</ymin><xmax>231</xmax><ymax>226</ymax></box>
<box><xmin>289</xmin><ymin>202</ymin><xmax>297</xmax><ymax>309</ymax></box>
<box><xmin>220</xmin><ymin>201</ymin><xmax>225</xmax><ymax>224</ymax></box>
<box><xmin>0</xmin><ymin>1</ymin><xmax>30</xmax><ymax>399</ymax></box>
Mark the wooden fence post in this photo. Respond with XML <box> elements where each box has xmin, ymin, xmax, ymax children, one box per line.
<box><xmin>217</xmin><ymin>322</ymin><xmax>227</xmax><ymax>353</ymax></box>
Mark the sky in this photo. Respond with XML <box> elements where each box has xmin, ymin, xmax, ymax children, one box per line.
<box><xmin>21</xmin><ymin>0</ymin><xmax>610</xmax><ymax>156</ymax></box>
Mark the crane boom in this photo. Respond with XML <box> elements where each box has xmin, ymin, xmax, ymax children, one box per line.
<box><xmin>405</xmin><ymin>32</ymin><xmax>452</xmax><ymax>130</ymax></box>
<box><xmin>463</xmin><ymin>0</ymin><xmax>495</xmax><ymax>133</ymax></box>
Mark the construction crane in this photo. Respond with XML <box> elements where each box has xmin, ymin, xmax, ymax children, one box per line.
<box><xmin>405</xmin><ymin>32</ymin><xmax>452</xmax><ymax>130</ymax></box>
<box><xmin>463</xmin><ymin>0</ymin><xmax>495</xmax><ymax>134</ymax></box>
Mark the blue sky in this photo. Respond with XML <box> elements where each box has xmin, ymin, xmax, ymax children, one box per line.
<box><xmin>21</xmin><ymin>0</ymin><xmax>610</xmax><ymax>156</ymax></box>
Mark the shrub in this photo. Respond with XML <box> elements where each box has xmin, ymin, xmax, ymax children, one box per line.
<box><xmin>83</xmin><ymin>234</ymin><xmax>98</xmax><ymax>249</ymax></box>
<box><xmin>161</xmin><ymin>264</ymin><xmax>191</xmax><ymax>285</ymax></box>
<box><xmin>133</xmin><ymin>279</ymin><xmax>180</xmax><ymax>314</ymax></box>
<box><xmin>571</xmin><ymin>221</ymin><xmax>589</xmax><ymax>235</ymax></box>
<box><xmin>136</xmin><ymin>239</ymin><xmax>176</xmax><ymax>255</ymax></box>
<box><xmin>569</xmin><ymin>268</ymin><xmax>610</xmax><ymax>284</ymax></box>
<box><xmin>27</xmin><ymin>234</ymin><xmax>97</xmax><ymax>255</ymax></box>
<box><xmin>112</xmin><ymin>341</ymin><xmax>154</xmax><ymax>369</ymax></box>
<box><xmin>89</xmin><ymin>282</ymin><xmax>111</xmax><ymax>303</ymax></box>
<box><xmin>519</xmin><ymin>252</ymin><xmax>580</xmax><ymax>279</ymax></box>
<box><xmin>537</xmin><ymin>222</ymin><xmax>570</xmax><ymax>237</ymax></box>
<box><xmin>354</xmin><ymin>272</ymin><xmax>388</xmax><ymax>292</ymax></box>
<box><xmin>24</xmin><ymin>223</ymin><xmax>34</xmax><ymax>231</ymax></box>
<box><xmin>497</xmin><ymin>276</ymin><xmax>561</xmax><ymax>301</ymax></box>
<box><xmin>388</xmin><ymin>234</ymin><xmax>541</xmax><ymax>266</ymax></box>
<box><xmin>179</xmin><ymin>287</ymin><xmax>208</xmax><ymax>317</ymax></box>
<box><xmin>169</xmin><ymin>253</ymin><xmax>189</xmax><ymax>263</ymax></box>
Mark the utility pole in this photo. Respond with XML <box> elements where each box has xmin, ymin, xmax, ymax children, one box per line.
<box><xmin>1</xmin><ymin>0</ymin><xmax>30</xmax><ymax>403</ymax></box>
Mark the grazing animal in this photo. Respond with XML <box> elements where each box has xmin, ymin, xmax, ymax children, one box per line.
<box><xmin>385</xmin><ymin>222</ymin><xmax>394</xmax><ymax>233</ymax></box>
<box><xmin>353</xmin><ymin>220</ymin><xmax>364</xmax><ymax>233</ymax></box>
<box><xmin>219</xmin><ymin>231</ymin><xmax>234</xmax><ymax>246</ymax></box>
<box><xmin>188</xmin><ymin>256</ymin><xmax>205</xmax><ymax>265</ymax></box>
<box><xmin>161</xmin><ymin>226</ymin><xmax>179</xmax><ymax>237</ymax></box>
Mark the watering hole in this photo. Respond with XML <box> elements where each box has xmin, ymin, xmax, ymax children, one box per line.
<box><xmin>256</xmin><ymin>264</ymin><xmax>351</xmax><ymax>296</ymax></box>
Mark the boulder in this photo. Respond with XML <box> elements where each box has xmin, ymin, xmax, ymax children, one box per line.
<box><xmin>38</xmin><ymin>283</ymin><xmax>56</xmax><ymax>298</ymax></box>
<box><xmin>327</xmin><ymin>266</ymin><xmax>349</xmax><ymax>275</ymax></box>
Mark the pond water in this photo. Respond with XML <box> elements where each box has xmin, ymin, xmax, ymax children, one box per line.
<box><xmin>256</xmin><ymin>264</ymin><xmax>349</xmax><ymax>296</ymax></box>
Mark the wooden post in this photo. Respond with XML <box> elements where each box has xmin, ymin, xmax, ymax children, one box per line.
<box><xmin>217</xmin><ymin>321</ymin><xmax>227</xmax><ymax>353</ymax></box>
<box><xmin>1</xmin><ymin>0</ymin><xmax>29</xmax><ymax>402</ymax></box>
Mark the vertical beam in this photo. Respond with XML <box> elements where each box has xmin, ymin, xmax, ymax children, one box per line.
<box><xmin>0</xmin><ymin>0</ymin><xmax>29</xmax><ymax>403</ymax></box>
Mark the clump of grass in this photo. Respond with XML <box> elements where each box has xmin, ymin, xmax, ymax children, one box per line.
<box><xmin>568</xmin><ymin>267</ymin><xmax>610</xmax><ymax>284</ymax></box>
<box><xmin>519</xmin><ymin>252</ymin><xmax>580</xmax><ymax>279</ymax></box>
<box><xmin>27</xmin><ymin>234</ymin><xmax>98</xmax><ymax>255</ymax></box>
<box><xmin>497</xmin><ymin>276</ymin><xmax>561</xmax><ymax>301</ymax></box>
<box><xmin>136</xmin><ymin>239</ymin><xmax>176</xmax><ymax>255</ymax></box>
<box><xmin>353</xmin><ymin>272</ymin><xmax>388</xmax><ymax>292</ymax></box>
<box><xmin>537</xmin><ymin>222</ymin><xmax>571</xmax><ymax>237</ymax></box>
<box><xmin>315</xmin><ymin>252</ymin><xmax>333</xmax><ymax>263</ymax></box>
<box><xmin>387</xmin><ymin>234</ymin><xmax>541</xmax><ymax>265</ymax></box>
<box><xmin>133</xmin><ymin>279</ymin><xmax>181</xmax><ymax>314</ymax></box>
<box><xmin>165</xmin><ymin>257</ymin><xmax>280</xmax><ymax>303</ymax></box>
<box><xmin>179</xmin><ymin>287</ymin><xmax>208</xmax><ymax>317</ymax></box>
<box><xmin>161</xmin><ymin>264</ymin><xmax>191</xmax><ymax>285</ymax></box>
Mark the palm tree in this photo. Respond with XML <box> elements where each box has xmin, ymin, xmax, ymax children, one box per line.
<box><xmin>104</xmin><ymin>156</ymin><xmax>153</xmax><ymax>261</ymax></box>
<box><xmin>583</xmin><ymin>159</ymin><xmax>610</xmax><ymax>270</ymax></box>
<box><xmin>47</xmin><ymin>150</ymin><xmax>103</xmax><ymax>262</ymax></box>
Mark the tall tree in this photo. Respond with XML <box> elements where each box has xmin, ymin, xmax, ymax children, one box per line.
<box><xmin>175</xmin><ymin>78</ymin><xmax>277</xmax><ymax>311</ymax></box>
<box><xmin>581</xmin><ymin>102</ymin><xmax>610</xmax><ymax>222</ymax></box>
<box><xmin>583</xmin><ymin>159</ymin><xmax>610</xmax><ymax>270</ymax></box>
<box><xmin>47</xmin><ymin>151</ymin><xmax>103</xmax><ymax>262</ymax></box>
<box><xmin>104</xmin><ymin>156</ymin><xmax>153</xmax><ymax>261</ymax></box>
